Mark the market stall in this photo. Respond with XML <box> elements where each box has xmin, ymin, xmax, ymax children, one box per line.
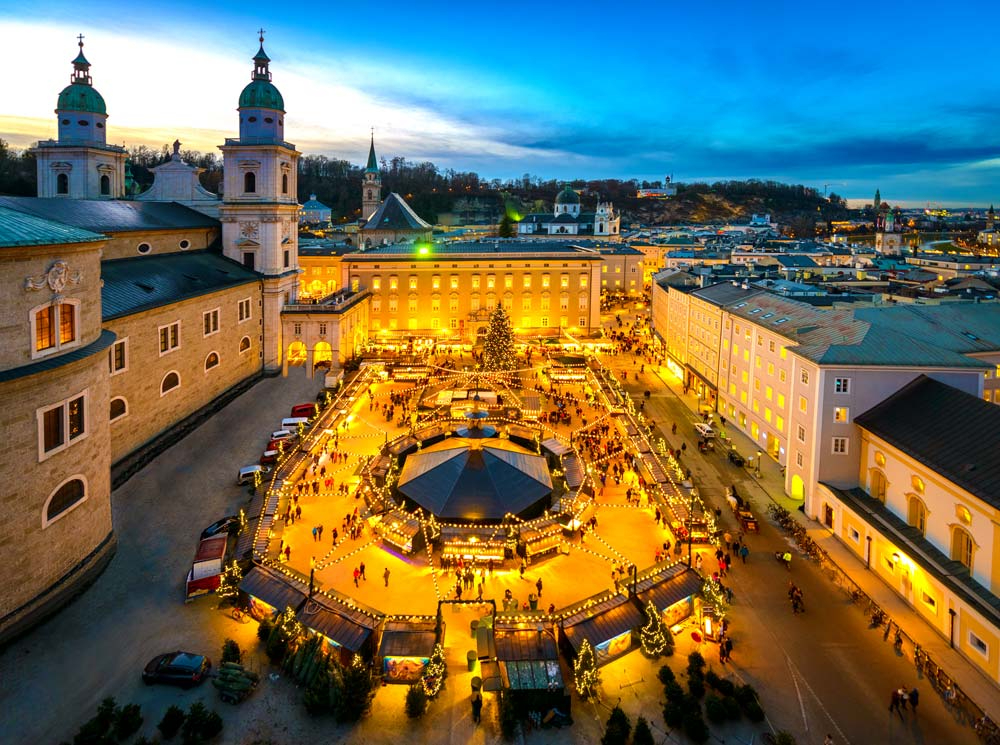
<box><xmin>490</xmin><ymin>621</ymin><xmax>568</xmax><ymax>715</ymax></box>
<box><xmin>633</xmin><ymin>564</ymin><xmax>703</xmax><ymax>629</ymax></box>
<box><xmin>520</xmin><ymin>520</ymin><xmax>563</xmax><ymax>558</ymax></box>
<box><xmin>440</xmin><ymin>526</ymin><xmax>506</xmax><ymax>563</ymax></box>
<box><xmin>378</xmin><ymin>619</ymin><xmax>440</xmax><ymax>683</ymax></box>
<box><xmin>239</xmin><ymin>565</ymin><xmax>307</xmax><ymax>620</ymax></box>
<box><xmin>559</xmin><ymin>594</ymin><xmax>644</xmax><ymax>666</ymax></box>
<box><xmin>297</xmin><ymin>595</ymin><xmax>381</xmax><ymax>665</ymax></box>
<box><xmin>375</xmin><ymin>510</ymin><xmax>421</xmax><ymax>554</ymax></box>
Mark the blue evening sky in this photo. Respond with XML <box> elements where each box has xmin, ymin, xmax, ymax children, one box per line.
<box><xmin>2</xmin><ymin>0</ymin><xmax>998</xmax><ymax>205</ymax></box>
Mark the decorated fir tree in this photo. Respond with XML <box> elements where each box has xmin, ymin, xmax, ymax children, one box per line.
<box><xmin>482</xmin><ymin>303</ymin><xmax>517</xmax><ymax>372</ymax></box>
<box><xmin>573</xmin><ymin>638</ymin><xmax>601</xmax><ymax>700</ymax></box>
<box><xmin>216</xmin><ymin>561</ymin><xmax>244</xmax><ymax>604</ymax></box>
<box><xmin>421</xmin><ymin>642</ymin><xmax>448</xmax><ymax>697</ymax></box>
<box><xmin>639</xmin><ymin>600</ymin><xmax>671</xmax><ymax>658</ymax></box>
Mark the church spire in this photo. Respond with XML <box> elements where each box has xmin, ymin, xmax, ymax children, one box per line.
<box><xmin>252</xmin><ymin>28</ymin><xmax>271</xmax><ymax>81</ymax></box>
<box><xmin>365</xmin><ymin>131</ymin><xmax>379</xmax><ymax>173</ymax></box>
<box><xmin>71</xmin><ymin>34</ymin><xmax>92</xmax><ymax>86</ymax></box>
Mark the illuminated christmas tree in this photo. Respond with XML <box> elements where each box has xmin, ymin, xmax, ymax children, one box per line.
<box><xmin>482</xmin><ymin>303</ymin><xmax>517</xmax><ymax>372</ymax></box>
<box><xmin>573</xmin><ymin>638</ymin><xmax>601</xmax><ymax>700</ymax></box>
<box><xmin>421</xmin><ymin>643</ymin><xmax>447</xmax><ymax>697</ymax></box>
<box><xmin>639</xmin><ymin>600</ymin><xmax>671</xmax><ymax>657</ymax></box>
<box><xmin>216</xmin><ymin>560</ymin><xmax>243</xmax><ymax>603</ymax></box>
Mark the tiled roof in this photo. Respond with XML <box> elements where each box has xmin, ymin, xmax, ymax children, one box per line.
<box><xmin>0</xmin><ymin>197</ymin><xmax>219</xmax><ymax>233</ymax></box>
<box><xmin>690</xmin><ymin>282</ymin><xmax>763</xmax><ymax>306</ymax></box>
<box><xmin>853</xmin><ymin>305</ymin><xmax>1000</xmax><ymax>354</ymax></box>
<box><xmin>855</xmin><ymin>376</ymin><xmax>1000</xmax><ymax>508</ymax></box>
<box><xmin>101</xmin><ymin>250</ymin><xmax>260</xmax><ymax>320</ymax></box>
<box><xmin>774</xmin><ymin>255</ymin><xmax>820</xmax><ymax>268</ymax></box>
<box><xmin>0</xmin><ymin>205</ymin><xmax>105</xmax><ymax>248</ymax></box>
<box><xmin>345</xmin><ymin>240</ymin><xmax>604</xmax><ymax>258</ymax></box>
<box><xmin>362</xmin><ymin>192</ymin><xmax>430</xmax><ymax>232</ymax></box>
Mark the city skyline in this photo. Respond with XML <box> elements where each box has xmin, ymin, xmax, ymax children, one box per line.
<box><xmin>2</xmin><ymin>0</ymin><xmax>999</xmax><ymax>206</ymax></box>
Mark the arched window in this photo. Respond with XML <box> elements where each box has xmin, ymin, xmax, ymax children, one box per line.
<box><xmin>869</xmin><ymin>469</ymin><xmax>887</xmax><ymax>503</ymax></box>
<box><xmin>100</xmin><ymin>174</ymin><xmax>110</xmax><ymax>195</ymax></box>
<box><xmin>160</xmin><ymin>371</ymin><xmax>180</xmax><ymax>395</ymax></box>
<box><xmin>282</xmin><ymin>174</ymin><xmax>289</xmax><ymax>194</ymax></box>
<box><xmin>205</xmin><ymin>351</ymin><xmax>220</xmax><ymax>371</ymax></box>
<box><xmin>57</xmin><ymin>173</ymin><xmax>69</xmax><ymax>195</ymax></box>
<box><xmin>109</xmin><ymin>397</ymin><xmax>128</xmax><ymax>422</ymax></box>
<box><xmin>31</xmin><ymin>300</ymin><xmax>79</xmax><ymax>357</ymax></box>
<box><xmin>951</xmin><ymin>526</ymin><xmax>974</xmax><ymax>571</ymax></box>
<box><xmin>367</xmin><ymin>190</ymin><xmax>372</xmax><ymax>200</ymax></box>
<box><xmin>244</xmin><ymin>172</ymin><xmax>256</xmax><ymax>193</ymax></box>
<box><xmin>43</xmin><ymin>476</ymin><xmax>87</xmax><ymax>527</ymax></box>
<box><xmin>907</xmin><ymin>496</ymin><xmax>926</xmax><ymax>536</ymax></box>
<box><xmin>239</xmin><ymin>336</ymin><xmax>251</xmax><ymax>354</ymax></box>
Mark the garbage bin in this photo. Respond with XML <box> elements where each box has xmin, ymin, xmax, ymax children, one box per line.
<box><xmin>467</xmin><ymin>650</ymin><xmax>477</xmax><ymax>672</ymax></box>
<box><xmin>529</xmin><ymin>595</ymin><xmax>538</xmax><ymax>611</ymax></box>
<box><xmin>470</xmin><ymin>619</ymin><xmax>479</xmax><ymax>637</ymax></box>
<box><xmin>471</xmin><ymin>676</ymin><xmax>482</xmax><ymax>692</ymax></box>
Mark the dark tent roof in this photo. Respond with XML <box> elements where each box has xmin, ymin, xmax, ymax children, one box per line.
<box><xmin>240</xmin><ymin>566</ymin><xmax>306</xmax><ymax>613</ymax></box>
<box><xmin>635</xmin><ymin>564</ymin><xmax>702</xmax><ymax>611</ymax></box>
<box><xmin>297</xmin><ymin>596</ymin><xmax>378</xmax><ymax>652</ymax></box>
<box><xmin>378</xmin><ymin>620</ymin><xmax>437</xmax><ymax>658</ymax></box>
<box><xmin>855</xmin><ymin>375</ymin><xmax>1000</xmax><ymax>509</ymax></box>
<box><xmin>362</xmin><ymin>192</ymin><xmax>430</xmax><ymax>231</ymax></box>
<box><xmin>561</xmin><ymin>595</ymin><xmax>644</xmax><ymax>654</ymax></box>
<box><xmin>396</xmin><ymin>438</ymin><xmax>552</xmax><ymax>521</ymax></box>
<box><xmin>495</xmin><ymin>624</ymin><xmax>559</xmax><ymax>662</ymax></box>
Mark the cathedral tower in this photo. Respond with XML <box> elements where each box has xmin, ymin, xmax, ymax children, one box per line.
<box><xmin>32</xmin><ymin>36</ymin><xmax>126</xmax><ymax>199</ymax></box>
<box><xmin>361</xmin><ymin>133</ymin><xmax>382</xmax><ymax>222</ymax></box>
<box><xmin>874</xmin><ymin>190</ymin><xmax>902</xmax><ymax>256</ymax></box>
<box><xmin>219</xmin><ymin>32</ymin><xmax>301</xmax><ymax>373</ymax></box>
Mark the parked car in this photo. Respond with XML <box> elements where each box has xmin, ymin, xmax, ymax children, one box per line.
<box><xmin>270</xmin><ymin>429</ymin><xmax>297</xmax><ymax>443</ymax></box>
<box><xmin>694</xmin><ymin>423</ymin><xmax>716</xmax><ymax>439</ymax></box>
<box><xmin>237</xmin><ymin>464</ymin><xmax>271</xmax><ymax>486</ymax></box>
<box><xmin>200</xmin><ymin>515</ymin><xmax>239</xmax><ymax>540</ymax></box>
<box><xmin>290</xmin><ymin>403</ymin><xmax>318</xmax><ymax>419</ymax></box>
<box><xmin>280</xmin><ymin>417</ymin><xmax>309</xmax><ymax>431</ymax></box>
<box><xmin>259</xmin><ymin>449</ymin><xmax>279</xmax><ymax>466</ymax></box>
<box><xmin>142</xmin><ymin>651</ymin><xmax>211</xmax><ymax>688</ymax></box>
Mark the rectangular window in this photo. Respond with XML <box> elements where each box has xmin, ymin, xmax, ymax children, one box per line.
<box><xmin>371</xmin><ymin>299</ymin><xmax>381</xmax><ymax>313</ymax></box>
<box><xmin>38</xmin><ymin>391</ymin><xmax>87</xmax><ymax>459</ymax></box>
<box><xmin>431</xmin><ymin>298</ymin><xmax>440</xmax><ymax>312</ymax></box>
<box><xmin>765</xmin><ymin>385</ymin><xmax>773</xmax><ymax>400</ymax></box>
<box><xmin>801</xmin><ymin>369</ymin><xmax>810</xmax><ymax>384</ymax></box>
<box><xmin>242</xmin><ymin>251</ymin><xmax>255</xmax><ymax>270</ymax></box>
<box><xmin>578</xmin><ymin>296</ymin><xmax>588</xmax><ymax>310</ymax></box>
<box><xmin>795</xmin><ymin>451</ymin><xmax>804</xmax><ymax>467</ymax></box>
<box><xmin>470</xmin><ymin>296</ymin><xmax>480</xmax><ymax>311</ymax></box>
<box><xmin>921</xmin><ymin>592</ymin><xmax>937</xmax><ymax>613</ymax></box>
<box><xmin>779</xmin><ymin>370</ymin><xmax>787</xmax><ymax>382</ymax></box>
<box><xmin>203</xmin><ymin>309</ymin><xmax>220</xmax><ymax>337</ymax></box>
<box><xmin>833</xmin><ymin>406</ymin><xmax>849</xmax><ymax>423</ymax></box>
<box><xmin>835</xmin><ymin>377</ymin><xmax>851</xmax><ymax>394</ymax></box>
<box><xmin>449</xmin><ymin>318</ymin><xmax>458</xmax><ymax>329</ymax></box>
<box><xmin>451</xmin><ymin>275</ymin><xmax>459</xmax><ymax>290</ymax></box>
<box><xmin>769</xmin><ymin>340</ymin><xmax>776</xmax><ymax>352</ymax></box>
<box><xmin>472</xmin><ymin>276</ymin><xmax>480</xmax><ymax>290</ymax></box>
<box><xmin>431</xmin><ymin>318</ymin><xmax>440</xmax><ymax>329</ymax></box>
<box><xmin>36</xmin><ymin>305</ymin><xmax>55</xmax><ymax>351</ymax></box>
<box><xmin>283</xmin><ymin>250</ymin><xmax>290</xmax><ymax>268</ymax></box>
<box><xmin>318</xmin><ymin>323</ymin><xmax>327</xmax><ymax>336</ymax></box>
<box><xmin>542</xmin><ymin>274</ymin><xmax>550</xmax><ymax>288</ymax></box>
<box><xmin>559</xmin><ymin>296</ymin><xmax>569</xmax><ymax>311</ymax></box>
<box><xmin>59</xmin><ymin>304</ymin><xmax>76</xmax><ymax>344</ymax></box>
<box><xmin>388</xmin><ymin>298</ymin><xmax>398</xmax><ymax>313</ymax></box>
<box><xmin>799</xmin><ymin>396</ymin><xmax>808</xmax><ymax>413</ymax></box>
<box><xmin>521</xmin><ymin>316</ymin><xmax>532</xmax><ymax>328</ymax></box>
<box><xmin>409</xmin><ymin>299</ymin><xmax>419</xmax><ymax>314</ymax></box>
<box><xmin>777</xmin><ymin>393</ymin><xmax>785</xmax><ymax>408</ymax></box>
<box><xmin>580</xmin><ymin>274</ymin><xmax>588</xmax><ymax>289</ymax></box>
<box><xmin>238</xmin><ymin>298</ymin><xmax>252</xmax><ymax>322</ymax></box>
<box><xmin>797</xmin><ymin>424</ymin><xmax>806</xmax><ymax>442</ymax></box>
<box><xmin>523</xmin><ymin>275</ymin><xmax>532</xmax><ymax>289</ymax></box>
<box><xmin>541</xmin><ymin>317</ymin><xmax>549</xmax><ymax>327</ymax></box>
<box><xmin>560</xmin><ymin>274</ymin><xmax>569</xmax><ymax>288</ymax></box>
<box><xmin>560</xmin><ymin>316</ymin><xmax>568</xmax><ymax>327</ymax></box>
<box><xmin>487</xmin><ymin>275</ymin><xmax>496</xmax><ymax>290</ymax></box>
<box><xmin>449</xmin><ymin>297</ymin><xmax>459</xmax><ymax>313</ymax></box>
<box><xmin>504</xmin><ymin>274</ymin><xmax>513</xmax><ymax>289</ymax></box>
<box><xmin>158</xmin><ymin>322</ymin><xmax>180</xmax><ymax>355</ymax></box>
<box><xmin>372</xmin><ymin>277</ymin><xmax>381</xmax><ymax>291</ymax></box>
<box><xmin>293</xmin><ymin>323</ymin><xmax>302</xmax><ymax>335</ymax></box>
<box><xmin>578</xmin><ymin>317</ymin><xmax>586</xmax><ymax>328</ymax></box>
<box><xmin>832</xmin><ymin>437</ymin><xmax>849</xmax><ymax>454</ymax></box>
<box><xmin>109</xmin><ymin>338</ymin><xmax>128</xmax><ymax>375</ymax></box>
<box><xmin>776</xmin><ymin>415</ymin><xmax>784</xmax><ymax>432</ymax></box>
<box><xmin>849</xmin><ymin>527</ymin><xmax>860</xmax><ymax>543</ymax></box>
<box><xmin>432</xmin><ymin>275</ymin><xmax>441</xmax><ymax>290</ymax></box>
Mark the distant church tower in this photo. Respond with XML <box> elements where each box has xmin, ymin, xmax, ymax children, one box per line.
<box><xmin>32</xmin><ymin>36</ymin><xmax>126</xmax><ymax>199</ymax></box>
<box><xmin>219</xmin><ymin>32</ymin><xmax>301</xmax><ymax>373</ymax></box>
<box><xmin>361</xmin><ymin>133</ymin><xmax>382</xmax><ymax>222</ymax></box>
<box><xmin>987</xmin><ymin>204</ymin><xmax>996</xmax><ymax>231</ymax></box>
<box><xmin>874</xmin><ymin>189</ymin><xmax>902</xmax><ymax>256</ymax></box>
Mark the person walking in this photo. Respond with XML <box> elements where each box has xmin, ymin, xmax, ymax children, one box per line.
<box><xmin>724</xmin><ymin>637</ymin><xmax>733</xmax><ymax>662</ymax></box>
<box><xmin>353</xmin><ymin>567</ymin><xmax>360</xmax><ymax>587</ymax></box>
<box><xmin>519</xmin><ymin>559</ymin><xmax>526</xmax><ymax>579</ymax></box>
<box><xmin>311</xmin><ymin>526</ymin><xmax>318</xmax><ymax>542</ymax></box>
<box><xmin>477</xmin><ymin>581</ymin><xmax>484</xmax><ymax>600</ymax></box>
<box><xmin>897</xmin><ymin>687</ymin><xmax>909</xmax><ymax>711</ymax></box>
<box><xmin>740</xmin><ymin>544</ymin><xmax>749</xmax><ymax>564</ymax></box>
<box><xmin>383</xmin><ymin>567</ymin><xmax>390</xmax><ymax>587</ymax></box>
<box><xmin>471</xmin><ymin>691</ymin><xmax>483</xmax><ymax>724</ymax></box>
<box><xmin>317</xmin><ymin>524</ymin><xmax>323</xmax><ymax>541</ymax></box>
<box><xmin>536</xmin><ymin>578</ymin><xmax>543</xmax><ymax>598</ymax></box>
<box><xmin>359</xmin><ymin>561</ymin><xmax>366</xmax><ymax>581</ymax></box>
<box><xmin>888</xmin><ymin>689</ymin><xmax>904</xmax><ymax>719</ymax></box>
<box><xmin>908</xmin><ymin>687</ymin><xmax>919</xmax><ymax>715</ymax></box>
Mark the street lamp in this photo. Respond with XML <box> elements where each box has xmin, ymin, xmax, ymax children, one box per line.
<box><xmin>309</xmin><ymin>556</ymin><xmax>316</xmax><ymax>598</ymax></box>
<box><xmin>755</xmin><ymin>450</ymin><xmax>762</xmax><ymax>477</ymax></box>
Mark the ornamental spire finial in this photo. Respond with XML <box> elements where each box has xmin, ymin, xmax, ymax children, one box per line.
<box><xmin>71</xmin><ymin>33</ymin><xmax>92</xmax><ymax>85</ymax></box>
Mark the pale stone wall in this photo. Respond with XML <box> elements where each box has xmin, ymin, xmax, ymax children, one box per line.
<box><xmin>0</xmin><ymin>241</ymin><xmax>105</xmax><ymax>372</ymax></box>
<box><xmin>0</xmin><ymin>336</ymin><xmax>112</xmax><ymax>624</ymax></box>
<box><xmin>105</xmin><ymin>281</ymin><xmax>263</xmax><ymax>462</ymax></box>
<box><xmin>100</xmin><ymin>227</ymin><xmax>219</xmax><ymax>261</ymax></box>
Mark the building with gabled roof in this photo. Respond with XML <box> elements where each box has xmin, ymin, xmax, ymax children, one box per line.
<box><xmin>360</xmin><ymin>192</ymin><xmax>432</xmax><ymax>247</ymax></box>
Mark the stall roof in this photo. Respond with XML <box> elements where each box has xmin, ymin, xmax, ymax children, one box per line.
<box><xmin>495</xmin><ymin>624</ymin><xmax>559</xmax><ymax>662</ymax></box>
<box><xmin>635</xmin><ymin>565</ymin><xmax>703</xmax><ymax>611</ymax></box>
<box><xmin>541</xmin><ymin>438</ymin><xmax>571</xmax><ymax>457</ymax></box>
<box><xmin>298</xmin><ymin>597</ymin><xmax>379</xmax><ymax>652</ymax></box>
<box><xmin>523</xmin><ymin>395</ymin><xmax>541</xmax><ymax>413</ymax></box>
<box><xmin>562</xmin><ymin>454</ymin><xmax>584</xmax><ymax>489</ymax></box>
<box><xmin>561</xmin><ymin>595</ymin><xmax>644</xmax><ymax>654</ymax></box>
<box><xmin>378</xmin><ymin>620</ymin><xmax>438</xmax><ymax>658</ymax></box>
<box><xmin>240</xmin><ymin>565</ymin><xmax>306</xmax><ymax>613</ymax></box>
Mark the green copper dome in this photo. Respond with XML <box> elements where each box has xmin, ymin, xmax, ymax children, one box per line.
<box><xmin>57</xmin><ymin>82</ymin><xmax>107</xmax><ymax>114</ymax></box>
<box><xmin>239</xmin><ymin>79</ymin><xmax>284</xmax><ymax>111</ymax></box>
<box><xmin>555</xmin><ymin>185</ymin><xmax>581</xmax><ymax>204</ymax></box>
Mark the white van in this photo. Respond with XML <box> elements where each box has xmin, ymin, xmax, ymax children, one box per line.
<box><xmin>238</xmin><ymin>464</ymin><xmax>270</xmax><ymax>485</ymax></box>
<box><xmin>694</xmin><ymin>422</ymin><xmax>716</xmax><ymax>439</ymax></box>
<box><xmin>281</xmin><ymin>417</ymin><xmax>310</xmax><ymax>431</ymax></box>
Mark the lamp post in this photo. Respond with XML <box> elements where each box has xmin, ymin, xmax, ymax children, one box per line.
<box><xmin>755</xmin><ymin>450</ymin><xmax>762</xmax><ymax>477</ymax></box>
<box><xmin>865</xmin><ymin>536</ymin><xmax>872</xmax><ymax>570</ymax></box>
<box><xmin>687</xmin><ymin>487</ymin><xmax>698</xmax><ymax>569</ymax></box>
<box><xmin>308</xmin><ymin>556</ymin><xmax>316</xmax><ymax>598</ymax></box>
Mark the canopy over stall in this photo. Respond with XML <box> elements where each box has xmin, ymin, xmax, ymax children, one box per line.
<box><xmin>560</xmin><ymin>594</ymin><xmax>643</xmax><ymax>665</ymax></box>
<box><xmin>240</xmin><ymin>565</ymin><xmax>307</xmax><ymax>620</ymax></box>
